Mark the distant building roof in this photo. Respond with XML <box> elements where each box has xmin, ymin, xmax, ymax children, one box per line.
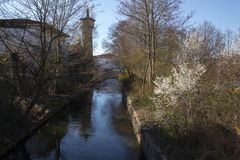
<box><xmin>0</xmin><ymin>19</ymin><xmax>40</xmax><ymax>28</ymax></box>
<box><xmin>0</xmin><ymin>18</ymin><xmax>68</xmax><ymax>36</ymax></box>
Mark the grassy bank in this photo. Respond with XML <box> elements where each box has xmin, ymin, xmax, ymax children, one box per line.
<box><xmin>120</xmin><ymin>69</ymin><xmax>240</xmax><ymax>160</ymax></box>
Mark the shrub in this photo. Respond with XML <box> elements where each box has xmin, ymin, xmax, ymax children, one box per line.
<box><xmin>152</xmin><ymin>62</ymin><xmax>206</xmax><ymax>134</ymax></box>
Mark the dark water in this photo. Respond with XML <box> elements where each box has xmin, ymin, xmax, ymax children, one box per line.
<box><xmin>20</xmin><ymin>79</ymin><xmax>141</xmax><ymax>160</ymax></box>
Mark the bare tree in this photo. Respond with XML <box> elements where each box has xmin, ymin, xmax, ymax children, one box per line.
<box><xmin>104</xmin><ymin>20</ymin><xmax>140</xmax><ymax>75</ymax></box>
<box><xmin>114</xmin><ymin>0</ymin><xmax>189</xmax><ymax>93</ymax></box>
<box><xmin>177</xmin><ymin>21</ymin><xmax>224</xmax><ymax>64</ymax></box>
<box><xmin>0</xmin><ymin>0</ymin><xmax>90</xmax><ymax>116</ymax></box>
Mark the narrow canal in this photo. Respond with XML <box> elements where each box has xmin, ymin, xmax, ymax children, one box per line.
<box><xmin>16</xmin><ymin>78</ymin><xmax>141</xmax><ymax>160</ymax></box>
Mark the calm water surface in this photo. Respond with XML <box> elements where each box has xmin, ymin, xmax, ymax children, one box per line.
<box><xmin>24</xmin><ymin>78</ymin><xmax>141</xmax><ymax>160</ymax></box>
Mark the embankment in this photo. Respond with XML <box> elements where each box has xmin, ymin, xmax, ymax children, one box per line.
<box><xmin>127</xmin><ymin>96</ymin><xmax>168</xmax><ymax>160</ymax></box>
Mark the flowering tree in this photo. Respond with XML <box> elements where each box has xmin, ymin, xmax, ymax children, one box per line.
<box><xmin>178</xmin><ymin>30</ymin><xmax>204</xmax><ymax>62</ymax></box>
<box><xmin>152</xmin><ymin>63</ymin><xmax>206</xmax><ymax>127</ymax></box>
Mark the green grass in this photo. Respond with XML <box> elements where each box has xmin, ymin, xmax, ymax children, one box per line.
<box><xmin>133</xmin><ymin>96</ymin><xmax>153</xmax><ymax>108</ymax></box>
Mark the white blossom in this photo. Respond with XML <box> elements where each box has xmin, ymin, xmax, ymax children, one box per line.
<box><xmin>152</xmin><ymin>63</ymin><xmax>206</xmax><ymax>120</ymax></box>
<box><xmin>178</xmin><ymin>30</ymin><xmax>205</xmax><ymax>62</ymax></box>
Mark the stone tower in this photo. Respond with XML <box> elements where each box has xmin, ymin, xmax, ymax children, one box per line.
<box><xmin>80</xmin><ymin>9</ymin><xmax>95</xmax><ymax>58</ymax></box>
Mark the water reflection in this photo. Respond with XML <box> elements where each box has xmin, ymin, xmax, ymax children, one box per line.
<box><xmin>68</xmin><ymin>91</ymin><xmax>94</xmax><ymax>141</ymax></box>
<box><xmin>22</xmin><ymin>78</ymin><xmax>140</xmax><ymax>160</ymax></box>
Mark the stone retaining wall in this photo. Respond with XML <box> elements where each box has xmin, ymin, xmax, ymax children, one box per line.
<box><xmin>127</xmin><ymin>96</ymin><xmax>167</xmax><ymax>160</ymax></box>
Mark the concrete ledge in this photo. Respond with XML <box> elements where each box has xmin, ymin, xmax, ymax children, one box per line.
<box><xmin>127</xmin><ymin>96</ymin><xmax>167</xmax><ymax>160</ymax></box>
<box><xmin>127</xmin><ymin>97</ymin><xmax>142</xmax><ymax>143</ymax></box>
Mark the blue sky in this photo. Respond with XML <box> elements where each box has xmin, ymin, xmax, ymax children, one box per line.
<box><xmin>93</xmin><ymin>0</ymin><xmax>240</xmax><ymax>55</ymax></box>
<box><xmin>93</xmin><ymin>0</ymin><xmax>120</xmax><ymax>55</ymax></box>
<box><xmin>182</xmin><ymin>0</ymin><xmax>240</xmax><ymax>31</ymax></box>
